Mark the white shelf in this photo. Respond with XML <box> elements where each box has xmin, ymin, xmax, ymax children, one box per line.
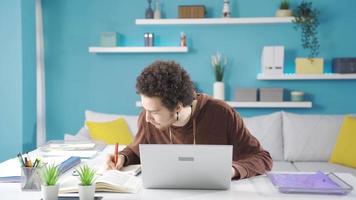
<box><xmin>136</xmin><ymin>101</ymin><xmax>312</xmax><ymax>108</ymax></box>
<box><xmin>136</xmin><ymin>17</ymin><xmax>294</xmax><ymax>25</ymax></box>
<box><xmin>226</xmin><ymin>101</ymin><xmax>312</xmax><ymax>108</ymax></box>
<box><xmin>257</xmin><ymin>73</ymin><xmax>356</xmax><ymax>80</ymax></box>
<box><xmin>89</xmin><ymin>46</ymin><xmax>188</xmax><ymax>53</ymax></box>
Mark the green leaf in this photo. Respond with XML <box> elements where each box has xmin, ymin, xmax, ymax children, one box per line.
<box><xmin>76</xmin><ymin>164</ymin><xmax>96</xmax><ymax>186</ymax></box>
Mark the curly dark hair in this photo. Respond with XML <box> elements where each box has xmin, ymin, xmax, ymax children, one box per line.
<box><xmin>136</xmin><ymin>60</ymin><xmax>196</xmax><ymax>111</ymax></box>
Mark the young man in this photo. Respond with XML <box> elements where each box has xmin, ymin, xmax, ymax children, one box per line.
<box><xmin>107</xmin><ymin>60</ymin><xmax>272</xmax><ymax>179</ymax></box>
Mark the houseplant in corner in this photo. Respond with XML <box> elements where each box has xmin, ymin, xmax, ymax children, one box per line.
<box><xmin>77</xmin><ymin>165</ymin><xmax>96</xmax><ymax>200</ymax></box>
<box><xmin>211</xmin><ymin>52</ymin><xmax>227</xmax><ymax>100</ymax></box>
<box><xmin>41</xmin><ymin>164</ymin><xmax>60</xmax><ymax>200</ymax></box>
<box><xmin>275</xmin><ymin>0</ymin><xmax>293</xmax><ymax>17</ymax></box>
<box><xmin>293</xmin><ymin>1</ymin><xmax>323</xmax><ymax>74</ymax></box>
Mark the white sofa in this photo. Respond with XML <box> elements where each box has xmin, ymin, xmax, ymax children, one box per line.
<box><xmin>67</xmin><ymin>110</ymin><xmax>356</xmax><ymax>176</ymax></box>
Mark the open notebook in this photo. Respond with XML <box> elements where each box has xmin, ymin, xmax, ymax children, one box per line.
<box><xmin>59</xmin><ymin>169</ymin><xmax>141</xmax><ymax>193</ymax></box>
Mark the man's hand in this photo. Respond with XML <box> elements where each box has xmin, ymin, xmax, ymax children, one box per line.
<box><xmin>106</xmin><ymin>154</ymin><xmax>125</xmax><ymax>170</ymax></box>
<box><xmin>231</xmin><ymin>166</ymin><xmax>239</xmax><ymax>178</ymax></box>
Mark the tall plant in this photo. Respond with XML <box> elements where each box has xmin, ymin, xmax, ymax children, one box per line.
<box><xmin>211</xmin><ymin>52</ymin><xmax>227</xmax><ymax>82</ymax></box>
<box><xmin>293</xmin><ymin>1</ymin><xmax>320</xmax><ymax>59</ymax></box>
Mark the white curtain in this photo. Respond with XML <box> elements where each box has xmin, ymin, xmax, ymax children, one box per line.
<box><xmin>35</xmin><ymin>0</ymin><xmax>46</xmax><ymax>147</ymax></box>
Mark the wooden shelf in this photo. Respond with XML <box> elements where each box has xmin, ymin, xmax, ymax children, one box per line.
<box><xmin>257</xmin><ymin>73</ymin><xmax>356</xmax><ymax>80</ymax></box>
<box><xmin>89</xmin><ymin>46</ymin><xmax>188</xmax><ymax>53</ymax></box>
<box><xmin>136</xmin><ymin>101</ymin><xmax>312</xmax><ymax>108</ymax></box>
<box><xmin>136</xmin><ymin>17</ymin><xmax>294</xmax><ymax>25</ymax></box>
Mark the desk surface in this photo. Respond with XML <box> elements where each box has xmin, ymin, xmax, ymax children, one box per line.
<box><xmin>1</xmin><ymin>146</ymin><xmax>356</xmax><ymax>200</ymax></box>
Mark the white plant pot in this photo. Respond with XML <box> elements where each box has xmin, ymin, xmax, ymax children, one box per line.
<box><xmin>213</xmin><ymin>81</ymin><xmax>225</xmax><ymax>100</ymax></box>
<box><xmin>275</xmin><ymin>9</ymin><xmax>293</xmax><ymax>17</ymax></box>
<box><xmin>42</xmin><ymin>185</ymin><xmax>59</xmax><ymax>200</ymax></box>
<box><xmin>79</xmin><ymin>184</ymin><xmax>96</xmax><ymax>200</ymax></box>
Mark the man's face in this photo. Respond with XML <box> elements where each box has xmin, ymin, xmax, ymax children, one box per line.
<box><xmin>141</xmin><ymin>95</ymin><xmax>176</xmax><ymax>130</ymax></box>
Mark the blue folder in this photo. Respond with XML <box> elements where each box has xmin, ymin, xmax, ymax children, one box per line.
<box><xmin>57</xmin><ymin>156</ymin><xmax>81</xmax><ymax>175</ymax></box>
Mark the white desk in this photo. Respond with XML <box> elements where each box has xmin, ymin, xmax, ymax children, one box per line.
<box><xmin>1</xmin><ymin>146</ymin><xmax>356</xmax><ymax>200</ymax></box>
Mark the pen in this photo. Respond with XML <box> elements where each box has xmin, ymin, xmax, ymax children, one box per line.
<box><xmin>26</xmin><ymin>152</ymin><xmax>32</xmax><ymax>165</ymax></box>
<box><xmin>24</xmin><ymin>157</ymin><xmax>29</xmax><ymax>167</ymax></box>
<box><xmin>32</xmin><ymin>158</ymin><xmax>39</xmax><ymax>168</ymax></box>
<box><xmin>17</xmin><ymin>153</ymin><xmax>25</xmax><ymax>167</ymax></box>
<box><xmin>114</xmin><ymin>143</ymin><xmax>119</xmax><ymax>165</ymax></box>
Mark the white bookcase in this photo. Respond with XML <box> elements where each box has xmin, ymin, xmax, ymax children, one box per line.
<box><xmin>226</xmin><ymin>101</ymin><xmax>312</xmax><ymax>108</ymax></box>
<box><xmin>257</xmin><ymin>73</ymin><xmax>356</xmax><ymax>80</ymax></box>
<box><xmin>136</xmin><ymin>101</ymin><xmax>312</xmax><ymax>108</ymax></box>
<box><xmin>89</xmin><ymin>46</ymin><xmax>188</xmax><ymax>53</ymax></box>
<box><xmin>136</xmin><ymin>17</ymin><xmax>294</xmax><ymax>25</ymax></box>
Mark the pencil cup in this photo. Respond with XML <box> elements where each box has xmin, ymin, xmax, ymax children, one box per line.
<box><xmin>21</xmin><ymin>167</ymin><xmax>42</xmax><ymax>191</ymax></box>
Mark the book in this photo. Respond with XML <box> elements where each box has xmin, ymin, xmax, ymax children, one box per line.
<box><xmin>40</xmin><ymin>141</ymin><xmax>97</xmax><ymax>152</ymax></box>
<box><xmin>57</xmin><ymin>157</ymin><xmax>81</xmax><ymax>175</ymax></box>
<box><xmin>74</xmin><ymin>164</ymin><xmax>141</xmax><ymax>177</ymax></box>
<box><xmin>59</xmin><ymin>170</ymin><xmax>141</xmax><ymax>193</ymax></box>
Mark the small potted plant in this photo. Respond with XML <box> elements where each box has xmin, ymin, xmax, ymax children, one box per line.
<box><xmin>293</xmin><ymin>1</ymin><xmax>323</xmax><ymax>74</ymax></box>
<box><xmin>275</xmin><ymin>0</ymin><xmax>293</xmax><ymax>17</ymax></box>
<box><xmin>211</xmin><ymin>52</ymin><xmax>227</xmax><ymax>100</ymax></box>
<box><xmin>41</xmin><ymin>164</ymin><xmax>60</xmax><ymax>200</ymax></box>
<box><xmin>76</xmin><ymin>165</ymin><xmax>96</xmax><ymax>200</ymax></box>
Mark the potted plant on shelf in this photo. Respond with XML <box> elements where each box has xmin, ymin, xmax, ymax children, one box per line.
<box><xmin>293</xmin><ymin>1</ymin><xmax>323</xmax><ymax>74</ymax></box>
<box><xmin>41</xmin><ymin>164</ymin><xmax>60</xmax><ymax>200</ymax></box>
<box><xmin>275</xmin><ymin>0</ymin><xmax>293</xmax><ymax>17</ymax></box>
<box><xmin>77</xmin><ymin>165</ymin><xmax>96</xmax><ymax>200</ymax></box>
<box><xmin>211</xmin><ymin>52</ymin><xmax>227</xmax><ymax>100</ymax></box>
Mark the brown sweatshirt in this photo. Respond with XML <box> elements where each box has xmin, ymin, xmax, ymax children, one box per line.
<box><xmin>120</xmin><ymin>93</ymin><xmax>273</xmax><ymax>179</ymax></box>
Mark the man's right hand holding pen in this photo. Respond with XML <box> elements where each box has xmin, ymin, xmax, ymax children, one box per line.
<box><xmin>106</xmin><ymin>143</ymin><xmax>126</xmax><ymax>170</ymax></box>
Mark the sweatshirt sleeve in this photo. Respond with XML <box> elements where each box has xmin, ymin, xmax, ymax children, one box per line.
<box><xmin>120</xmin><ymin>111</ymin><xmax>147</xmax><ymax>166</ymax></box>
<box><xmin>229</xmin><ymin>109</ymin><xmax>273</xmax><ymax>179</ymax></box>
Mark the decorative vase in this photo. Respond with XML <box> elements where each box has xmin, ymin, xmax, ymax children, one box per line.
<box><xmin>213</xmin><ymin>81</ymin><xmax>225</xmax><ymax>100</ymax></box>
<box><xmin>154</xmin><ymin>0</ymin><xmax>161</xmax><ymax>19</ymax></box>
<box><xmin>275</xmin><ymin>9</ymin><xmax>293</xmax><ymax>17</ymax></box>
<box><xmin>79</xmin><ymin>184</ymin><xmax>96</xmax><ymax>200</ymax></box>
<box><xmin>42</xmin><ymin>185</ymin><xmax>59</xmax><ymax>200</ymax></box>
<box><xmin>145</xmin><ymin>0</ymin><xmax>154</xmax><ymax>19</ymax></box>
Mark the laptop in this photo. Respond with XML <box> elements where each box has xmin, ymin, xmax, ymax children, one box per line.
<box><xmin>139</xmin><ymin>144</ymin><xmax>232</xmax><ymax>190</ymax></box>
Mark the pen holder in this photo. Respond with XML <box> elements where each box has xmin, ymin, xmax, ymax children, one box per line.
<box><xmin>21</xmin><ymin>166</ymin><xmax>42</xmax><ymax>191</ymax></box>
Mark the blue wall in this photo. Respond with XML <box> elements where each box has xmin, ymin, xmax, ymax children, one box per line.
<box><xmin>0</xmin><ymin>0</ymin><xmax>36</xmax><ymax>162</ymax></box>
<box><xmin>42</xmin><ymin>0</ymin><xmax>356</xmax><ymax>140</ymax></box>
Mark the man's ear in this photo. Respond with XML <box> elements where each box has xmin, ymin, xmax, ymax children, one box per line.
<box><xmin>175</xmin><ymin>103</ymin><xmax>183</xmax><ymax>113</ymax></box>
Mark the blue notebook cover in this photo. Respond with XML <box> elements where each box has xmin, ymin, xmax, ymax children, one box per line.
<box><xmin>57</xmin><ymin>156</ymin><xmax>81</xmax><ymax>175</ymax></box>
<box><xmin>0</xmin><ymin>176</ymin><xmax>21</xmax><ymax>183</ymax></box>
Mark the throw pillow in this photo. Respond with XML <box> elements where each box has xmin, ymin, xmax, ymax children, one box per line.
<box><xmin>282</xmin><ymin>112</ymin><xmax>344</xmax><ymax>161</ymax></box>
<box><xmin>243</xmin><ymin>112</ymin><xmax>283</xmax><ymax>160</ymax></box>
<box><xmin>85</xmin><ymin>110</ymin><xmax>139</xmax><ymax>136</ymax></box>
<box><xmin>329</xmin><ymin>116</ymin><xmax>356</xmax><ymax>168</ymax></box>
<box><xmin>86</xmin><ymin>118</ymin><xmax>133</xmax><ymax>145</ymax></box>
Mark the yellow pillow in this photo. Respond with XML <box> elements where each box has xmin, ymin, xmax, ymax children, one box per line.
<box><xmin>329</xmin><ymin>116</ymin><xmax>356</xmax><ymax>168</ymax></box>
<box><xmin>86</xmin><ymin>118</ymin><xmax>133</xmax><ymax>145</ymax></box>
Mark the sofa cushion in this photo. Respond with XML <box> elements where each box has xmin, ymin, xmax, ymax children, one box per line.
<box><xmin>243</xmin><ymin>112</ymin><xmax>284</xmax><ymax>161</ymax></box>
<box><xmin>64</xmin><ymin>127</ymin><xmax>91</xmax><ymax>141</ymax></box>
<box><xmin>282</xmin><ymin>112</ymin><xmax>343</xmax><ymax>161</ymax></box>
<box><xmin>329</xmin><ymin>116</ymin><xmax>356</xmax><ymax>168</ymax></box>
<box><xmin>271</xmin><ymin>161</ymin><xmax>298</xmax><ymax>172</ymax></box>
<box><xmin>293</xmin><ymin>162</ymin><xmax>356</xmax><ymax>177</ymax></box>
<box><xmin>86</xmin><ymin>118</ymin><xmax>133</xmax><ymax>145</ymax></box>
<box><xmin>85</xmin><ymin>110</ymin><xmax>139</xmax><ymax>136</ymax></box>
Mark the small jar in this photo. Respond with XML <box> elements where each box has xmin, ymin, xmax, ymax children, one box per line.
<box><xmin>291</xmin><ymin>91</ymin><xmax>304</xmax><ymax>102</ymax></box>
